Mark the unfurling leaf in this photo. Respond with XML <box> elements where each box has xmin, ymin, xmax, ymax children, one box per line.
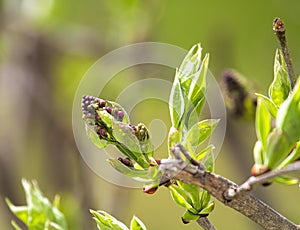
<box><xmin>269</xmin><ymin>49</ymin><xmax>291</xmax><ymax>107</ymax></box>
<box><xmin>169</xmin><ymin>77</ymin><xmax>185</xmax><ymax>129</ymax></box>
<box><xmin>90</xmin><ymin>210</ymin><xmax>128</xmax><ymax>230</ymax></box>
<box><xmin>184</xmin><ymin>119</ymin><xmax>219</xmax><ymax>147</ymax></box>
<box><xmin>255</xmin><ymin>93</ymin><xmax>278</xmax><ymax>118</ymax></box>
<box><xmin>130</xmin><ymin>216</ymin><xmax>147</xmax><ymax>230</ymax></box>
<box><xmin>276</xmin><ymin>77</ymin><xmax>300</xmax><ymax>144</ymax></box>
<box><xmin>253</xmin><ymin>140</ymin><xmax>265</xmax><ymax>164</ymax></box>
<box><xmin>265</xmin><ymin>129</ymin><xmax>293</xmax><ymax>169</ymax></box>
<box><xmin>255</xmin><ymin>97</ymin><xmax>271</xmax><ymax>148</ymax></box>
<box><xmin>6</xmin><ymin>179</ymin><xmax>67</xmax><ymax>230</ymax></box>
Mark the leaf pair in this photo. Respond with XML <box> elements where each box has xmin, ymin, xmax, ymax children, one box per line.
<box><xmin>6</xmin><ymin>179</ymin><xmax>67</xmax><ymax>230</ymax></box>
<box><xmin>169</xmin><ymin>181</ymin><xmax>214</xmax><ymax>223</ymax></box>
<box><xmin>91</xmin><ymin>210</ymin><xmax>147</xmax><ymax>230</ymax></box>
<box><xmin>252</xmin><ymin>49</ymin><xmax>300</xmax><ymax>185</ymax></box>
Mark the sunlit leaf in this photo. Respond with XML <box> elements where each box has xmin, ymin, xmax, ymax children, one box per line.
<box><xmin>169</xmin><ymin>76</ymin><xmax>185</xmax><ymax>128</ymax></box>
<box><xmin>184</xmin><ymin>119</ymin><xmax>219</xmax><ymax>147</ymax></box>
<box><xmin>195</xmin><ymin>145</ymin><xmax>214</xmax><ymax>161</ymax></box>
<box><xmin>265</xmin><ymin>129</ymin><xmax>293</xmax><ymax>169</ymax></box>
<box><xmin>199</xmin><ymin>201</ymin><xmax>215</xmax><ymax>215</ymax></box>
<box><xmin>277</xmin><ymin>77</ymin><xmax>300</xmax><ymax>144</ymax></box>
<box><xmin>269</xmin><ymin>49</ymin><xmax>291</xmax><ymax>107</ymax></box>
<box><xmin>255</xmin><ymin>97</ymin><xmax>271</xmax><ymax>148</ymax></box>
<box><xmin>169</xmin><ymin>185</ymin><xmax>197</xmax><ymax>213</ymax></box>
<box><xmin>255</xmin><ymin>93</ymin><xmax>278</xmax><ymax>118</ymax></box>
<box><xmin>277</xmin><ymin>141</ymin><xmax>300</xmax><ymax>169</ymax></box>
<box><xmin>85</xmin><ymin>124</ymin><xmax>108</xmax><ymax>149</ymax></box>
<box><xmin>130</xmin><ymin>216</ymin><xmax>147</xmax><ymax>230</ymax></box>
<box><xmin>177</xmin><ymin>181</ymin><xmax>200</xmax><ymax>210</ymax></box>
<box><xmin>90</xmin><ymin>210</ymin><xmax>128</xmax><ymax>230</ymax></box>
<box><xmin>253</xmin><ymin>140</ymin><xmax>265</xmax><ymax>164</ymax></box>
<box><xmin>107</xmin><ymin>159</ymin><xmax>151</xmax><ymax>182</ymax></box>
<box><xmin>272</xmin><ymin>175</ymin><xmax>299</xmax><ymax>185</ymax></box>
<box><xmin>6</xmin><ymin>180</ymin><xmax>67</xmax><ymax>230</ymax></box>
<box><xmin>182</xmin><ymin>210</ymin><xmax>199</xmax><ymax>222</ymax></box>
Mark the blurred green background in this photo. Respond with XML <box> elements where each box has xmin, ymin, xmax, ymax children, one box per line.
<box><xmin>1</xmin><ymin>0</ymin><xmax>300</xmax><ymax>229</ymax></box>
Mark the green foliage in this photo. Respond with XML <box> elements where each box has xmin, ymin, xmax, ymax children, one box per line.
<box><xmin>90</xmin><ymin>210</ymin><xmax>147</xmax><ymax>230</ymax></box>
<box><xmin>6</xmin><ymin>179</ymin><xmax>67</xmax><ymax>230</ymax></box>
<box><xmin>252</xmin><ymin>49</ymin><xmax>300</xmax><ymax>185</ymax></box>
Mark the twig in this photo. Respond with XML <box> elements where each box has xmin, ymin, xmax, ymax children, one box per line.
<box><xmin>196</xmin><ymin>216</ymin><xmax>216</xmax><ymax>230</ymax></box>
<box><xmin>226</xmin><ymin>161</ymin><xmax>300</xmax><ymax>198</ymax></box>
<box><xmin>159</xmin><ymin>159</ymin><xmax>300</xmax><ymax>229</ymax></box>
<box><xmin>273</xmin><ymin>17</ymin><xmax>296</xmax><ymax>88</ymax></box>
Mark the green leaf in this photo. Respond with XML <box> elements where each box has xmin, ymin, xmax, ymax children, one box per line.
<box><xmin>269</xmin><ymin>49</ymin><xmax>291</xmax><ymax>107</ymax></box>
<box><xmin>277</xmin><ymin>77</ymin><xmax>300</xmax><ymax>144</ymax></box>
<box><xmin>277</xmin><ymin>141</ymin><xmax>300</xmax><ymax>169</ymax></box>
<box><xmin>90</xmin><ymin>210</ymin><xmax>128</xmax><ymax>230</ymax></box>
<box><xmin>168</xmin><ymin>127</ymin><xmax>182</xmax><ymax>151</ymax></box>
<box><xmin>199</xmin><ymin>201</ymin><xmax>215</xmax><ymax>215</ymax></box>
<box><xmin>186</xmin><ymin>96</ymin><xmax>206</xmax><ymax>130</ymax></box>
<box><xmin>184</xmin><ymin>119</ymin><xmax>219</xmax><ymax>147</ymax></box>
<box><xmin>182</xmin><ymin>210</ymin><xmax>199</xmax><ymax>222</ymax></box>
<box><xmin>178</xmin><ymin>44</ymin><xmax>203</xmax><ymax>84</ymax></box>
<box><xmin>177</xmin><ymin>181</ymin><xmax>201</xmax><ymax>210</ymax></box>
<box><xmin>255</xmin><ymin>93</ymin><xmax>278</xmax><ymax>118</ymax></box>
<box><xmin>253</xmin><ymin>140</ymin><xmax>265</xmax><ymax>164</ymax></box>
<box><xmin>130</xmin><ymin>216</ymin><xmax>147</xmax><ymax>230</ymax></box>
<box><xmin>169</xmin><ymin>185</ymin><xmax>197</xmax><ymax>213</ymax></box>
<box><xmin>112</xmin><ymin>121</ymin><xmax>149</xmax><ymax>168</ymax></box>
<box><xmin>203</xmin><ymin>151</ymin><xmax>214</xmax><ymax>172</ymax></box>
<box><xmin>188</xmin><ymin>54</ymin><xmax>209</xmax><ymax>104</ymax></box>
<box><xmin>85</xmin><ymin>124</ymin><xmax>108</xmax><ymax>149</ymax></box>
<box><xmin>107</xmin><ymin>159</ymin><xmax>151</xmax><ymax>182</ymax></box>
<box><xmin>255</xmin><ymin>97</ymin><xmax>271</xmax><ymax>148</ymax></box>
<box><xmin>265</xmin><ymin>129</ymin><xmax>293</xmax><ymax>169</ymax></box>
<box><xmin>200</xmin><ymin>190</ymin><xmax>210</xmax><ymax>210</ymax></box>
<box><xmin>169</xmin><ymin>77</ymin><xmax>185</xmax><ymax>128</ymax></box>
<box><xmin>6</xmin><ymin>179</ymin><xmax>67</xmax><ymax>230</ymax></box>
<box><xmin>272</xmin><ymin>175</ymin><xmax>299</xmax><ymax>185</ymax></box>
<box><xmin>97</xmin><ymin>110</ymin><xmax>114</xmax><ymax>128</ymax></box>
<box><xmin>195</xmin><ymin>145</ymin><xmax>214</xmax><ymax>161</ymax></box>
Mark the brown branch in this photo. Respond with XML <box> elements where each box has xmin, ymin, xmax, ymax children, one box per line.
<box><xmin>196</xmin><ymin>217</ymin><xmax>216</xmax><ymax>230</ymax></box>
<box><xmin>226</xmin><ymin>161</ymin><xmax>300</xmax><ymax>198</ymax></box>
<box><xmin>159</xmin><ymin>160</ymin><xmax>300</xmax><ymax>230</ymax></box>
<box><xmin>273</xmin><ymin>17</ymin><xmax>296</xmax><ymax>88</ymax></box>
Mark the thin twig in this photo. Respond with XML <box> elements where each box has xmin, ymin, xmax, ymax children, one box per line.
<box><xmin>226</xmin><ymin>161</ymin><xmax>300</xmax><ymax>198</ymax></box>
<box><xmin>196</xmin><ymin>216</ymin><xmax>216</xmax><ymax>230</ymax></box>
<box><xmin>159</xmin><ymin>154</ymin><xmax>300</xmax><ymax>229</ymax></box>
<box><xmin>273</xmin><ymin>17</ymin><xmax>296</xmax><ymax>88</ymax></box>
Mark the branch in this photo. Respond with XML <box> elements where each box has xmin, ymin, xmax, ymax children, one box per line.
<box><xmin>159</xmin><ymin>159</ymin><xmax>300</xmax><ymax>230</ymax></box>
<box><xmin>273</xmin><ymin>17</ymin><xmax>296</xmax><ymax>88</ymax></box>
<box><xmin>226</xmin><ymin>161</ymin><xmax>300</xmax><ymax>198</ymax></box>
<box><xmin>196</xmin><ymin>217</ymin><xmax>216</xmax><ymax>230</ymax></box>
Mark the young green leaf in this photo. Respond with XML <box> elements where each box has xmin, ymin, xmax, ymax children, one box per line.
<box><xmin>199</xmin><ymin>201</ymin><xmax>215</xmax><ymax>215</ymax></box>
<box><xmin>169</xmin><ymin>185</ymin><xmax>197</xmax><ymax>213</ymax></box>
<box><xmin>253</xmin><ymin>140</ymin><xmax>265</xmax><ymax>164</ymax></box>
<box><xmin>6</xmin><ymin>179</ymin><xmax>67</xmax><ymax>230</ymax></box>
<box><xmin>112</xmin><ymin>121</ymin><xmax>149</xmax><ymax>168</ymax></box>
<box><xmin>177</xmin><ymin>181</ymin><xmax>201</xmax><ymax>210</ymax></box>
<box><xmin>182</xmin><ymin>210</ymin><xmax>199</xmax><ymax>222</ymax></box>
<box><xmin>276</xmin><ymin>77</ymin><xmax>300</xmax><ymax>144</ymax></box>
<box><xmin>269</xmin><ymin>49</ymin><xmax>291</xmax><ymax>107</ymax></box>
<box><xmin>265</xmin><ymin>129</ymin><xmax>293</xmax><ymax>169</ymax></box>
<box><xmin>184</xmin><ymin>119</ymin><xmax>219</xmax><ymax>147</ymax></box>
<box><xmin>107</xmin><ymin>159</ymin><xmax>151</xmax><ymax>182</ymax></box>
<box><xmin>130</xmin><ymin>216</ymin><xmax>147</xmax><ymax>230</ymax></box>
<box><xmin>277</xmin><ymin>141</ymin><xmax>300</xmax><ymax>169</ymax></box>
<box><xmin>255</xmin><ymin>93</ymin><xmax>278</xmax><ymax>118</ymax></box>
<box><xmin>85</xmin><ymin>125</ymin><xmax>108</xmax><ymax>149</ymax></box>
<box><xmin>255</xmin><ymin>97</ymin><xmax>271</xmax><ymax>148</ymax></box>
<box><xmin>169</xmin><ymin>76</ymin><xmax>185</xmax><ymax>129</ymax></box>
<box><xmin>272</xmin><ymin>175</ymin><xmax>299</xmax><ymax>185</ymax></box>
<box><xmin>178</xmin><ymin>44</ymin><xmax>203</xmax><ymax>83</ymax></box>
<box><xmin>195</xmin><ymin>144</ymin><xmax>215</xmax><ymax>161</ymax></box>
<box><xmin>90</xmin><ymin>210</ymin><xmax>128</xmax><ymax>230</ymax></box>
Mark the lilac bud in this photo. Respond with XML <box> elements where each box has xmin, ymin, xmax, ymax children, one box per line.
<box><xmin>117</xmin><ymin>111</ymin><xmax>124</xmax><ymax>121</ymax></box>
<box><xmin>97</xmin><ymin>128</ymin><xmax>107</xmax><ymax>138</ymax></box>
<box><xmin>99</xmin><ymin>99</ymin><xmax>106</xmax><ymax>108</ymax></box>
<box><xmin>105</xmin><ymin>106</ymin><xmax>112</xmax><ymax>114</ymax></box>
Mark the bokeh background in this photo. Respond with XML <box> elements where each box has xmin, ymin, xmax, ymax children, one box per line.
<box><xmin>1</xmin><ymin>0</ymin><xmax>300</xmax><ymax>229</ymax></box>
